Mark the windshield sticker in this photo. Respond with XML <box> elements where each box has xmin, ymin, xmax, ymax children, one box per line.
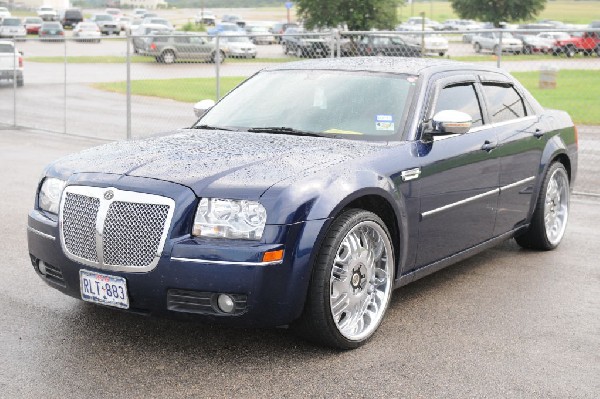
<box><xmin>376</xmin><ymin>115</ymin><xmax>394</xmax><ymax>131</ymax></box>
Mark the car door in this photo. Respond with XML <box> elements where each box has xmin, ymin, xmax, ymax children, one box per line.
<box><xmin>415</xmin><ymin>74</ymin><xmax>500</xmax><ymax>268</ymax></box>
<box><xmin>189</xmin><ymin>36</ymin><xmax>212</xmax><ymax>60</ymax></box>
<box><xmin>477</xmin><ymin>74</ymin><xmax>545</xmax><ymax>235</ymax></box>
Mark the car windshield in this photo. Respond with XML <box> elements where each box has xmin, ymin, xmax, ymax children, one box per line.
<box><xmin>2</xmin><ymin>18</ymin><xmax>20</xmax><ymax>26</ymax></box>
<box><xmin>96</xmin><ymin>15</ymin><xmax>113</xmax><ymax>21</ymax></box>
<box><xmin>198</xmin><ymin>70</ymin><xmax>415</xmax><ymax>140</ymax></box>
<box><xmin>226</xmin><ymin>36</ymin><xmax>251</xmax><ymax>43</ymax></box>
<box><xmin>79</xmin><ymin>23</ymin><xmax>97</xmax><ymax>30</ymax></box>
<box><xmin>26</xmin><ymin>18</ymin><xmax>42</xmax><ymax>23</ymax></box>
<box><xmin>150</xmin><ymin>19</ymin><xmax>169</xmax><ymax>26</ymax></box>
<box><xmin>43</xmin><ymin>23</ymin><xmax>61</xmax><ymax>29</ymax></box>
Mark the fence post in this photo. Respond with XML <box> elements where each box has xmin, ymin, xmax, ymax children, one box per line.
<box><xmin>126</xmin><ymin>35</ymin><xmax>132</xmax><ymax>140</ymax></box>
<box><xmin>216</xmin><ymin>35</ymin><xmax>221</xmax><ymax>100</ymax></box>
<box><xmin>330</xmin><ymin>30</ymin><xmax>335</xmax><ymax>58</ymax></box>
<box><xmin>336</xmin><ymin>30</ymin><xmax>341</xmax><ymax>58</ymax></box>
<box><xmin>497</xmin><ymin>30</ymin><xmax>503</xmax><ymax>68</ymax></box>
<box><xmin>12</xmin><ymin>39</ymin><xmax>16</xmax><ymax>127</ymax></box>
<box><xmin>64</xmin><ymin>37</ymin><xmax>67</xmax><ymax>134</ymax></box>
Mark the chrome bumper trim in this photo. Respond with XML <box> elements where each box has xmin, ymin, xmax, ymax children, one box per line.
<box><xmin>171</xmin><ymin>257</ymin><xmax>282</xmax><ymax>267</ymax></box>
<box><xmin>27</xmin><ymin>226</ymin><xmax>56</xmax><ymax>241</ymax></box>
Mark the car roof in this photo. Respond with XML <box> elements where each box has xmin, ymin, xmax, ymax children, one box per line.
<box><xmin>264</xmin><ymin>57</ymin><xmax>508</xmax><ymax>78</ymax></box>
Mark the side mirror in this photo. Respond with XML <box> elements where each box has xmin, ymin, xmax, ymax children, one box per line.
<box><xmin>193</xmin><ymin>99</ymin><xmax>215</xmax><ymax>118</ymax></box>
<box><xmin>426</xmin><ymin>110</ymin><xmax>472</xmax><ymax>136</ymax></box>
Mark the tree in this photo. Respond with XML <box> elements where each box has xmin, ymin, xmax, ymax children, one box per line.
<box><xmin>297</xmin><ymin>0</ymin><xmax>402</xmax><ymax>31</ymax></box>
<box><xmin>450</xmin><ymin>0</ymin><xmax>547</xmax><ymax>27</ymax></box>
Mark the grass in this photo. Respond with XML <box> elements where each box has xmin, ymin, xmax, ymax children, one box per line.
<box><xmin>27</xmin><ymin>56</ymin><xmax>300</xmax><ymax>64</ymax></box>
<box><xmin>397</xmin><ymin>0</ymin><xmax>600</xmax><ymax>25</ymax></box>
<box><xmin>93</xmin><ymin>77</ymin><xmax>246</xmax><ymax>102</ymax></box>
<box><xmin>92</xmin><ymin>70</ymin><xmax>599</xmax><ymax>124</ymax></box>
<box><xmin>512</xmin><ymin>69</ymin><xmax>600</xmax><ymax>125</ymax></box>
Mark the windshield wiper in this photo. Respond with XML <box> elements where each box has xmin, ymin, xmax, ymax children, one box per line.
<box><xmin>193</xmin><ymin>124</ymin><xmax>237</xmax><ymax>132</ymax></box>
<box><xmin>246</xmin><ymin>127</ymin><xmax>325</xmax><ymax>137</ymax></box>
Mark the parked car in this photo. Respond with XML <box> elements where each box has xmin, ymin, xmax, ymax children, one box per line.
<box><xmin>282</xmin><ymin>28</ymin><xmax>330</xmax><ymax>58</ymax></box>
<box><xmin>105</xmin><ymin>8</ymin><xmax>122</xmax><ymax>20</ymax></box>
<box><xmin>139</xmin><ymin>33</ymin><xmax>223</xmax><ymax>64</ymax></box>
<box><xmin>37</xmin><ymin>6</ymin><xmax>57</xmax><ymax>22</ymax></box>
<box><xmin>551</xmin><ymin>31</ymin><xmax>600</xmax><ymax>57</ymax></box>
<box><xmin>0</xmin><ymin>7</ymin><xmax>10</xmax><ymax>21</ymax></box>
<box><xmin>398</xmin><ymin>32</ymin><xmax>449</xmax><ymax>56</ymax></box>
<box><xmin>27</xmin><ymin>58</ymin><xmax>577</xmax><ymax>349</ymax></box>
<box><xmin>24</xmin><ymin>17</ymin><xmax>43</xmax><ymax>34</ymax></box>
<box><xmin>195</xmin><ymin>10</ymin><xmax>216</xmax><ymax>26</ymax></box>
<box><xmin>128</xmin><ymin>17</ymin><xmax>143</xmax><ymax>34</ymax></box>
<box><xmin>401</xmin><ymin>16</ymin><xmax>443</xmax><ymax>31</ymax></box>
<box><xmin>270</xmin><ymin>21</ymin><xmax>299</xmax><ymax>43</ymax></box>
<box><xmin>38</xmin><ymin>21</ymin><xmax>64</xmax><ymax>41</ymax></box>
<box><xmin>442</xmin><ymin>19</ymin><xmax>480</xmax><ymax>31</ymax></box>
<box><xmin>220</xmin><ymin>32</ymin><xmax>257</xmax><ymax>58</ymax></box>
<box><xmin>0</xmin><ymin>40</ymin><xmax>23</xmax><ymax>86</ymax></box>
<box><xmin>356</xmin><ymin>34</ymin><xmax>421</xmax><ymax>57</ymax></box>
<box><xmin>132</xmin><ymin>24</ymin><xmax>174</xmax><ymax>53</ymax></box>
<box><xmin>207</xmin><ymin>22</ymin><xmax>243</xmax><ymax>36</ymax></box>
<box><xmin>60</xmin><ymin>8</ymin><xmax>83</xmax><ymax>29</ymax></box>
<box><xmin>90</xmin><ymin>14</ymin><xmax>120</xmax><ymax>36</ymax></box>
<box><xmin>73</xmin><ymin>22</ymin><xmax>101</xmax><ymax>43</ymax></box>
<box><xmin>246</xmin><ymin>25</ymin><xmax>276</xmax><ymax>44</ymax></box>
<box><xmin>118</xmin><ymin>16</ymin><xmax>131</xmax><ymax>32</ymax></box>
<box><xmin>472</xmin><ymin>32</ymin><xmax>523</xmax><ymax>54</ymax></box>
<box><xmin>133</xmin><ymin>8</ymin><xmax>147</xmax><ymax>18</ymax></box>
<box><xmin>0</xmin><ymin>17</ymin><xmax>26</xmax><ymax>40</ymax></box>
<box><xmin>514</xmin><ymin>33</ymin><xmax>555</xmax><ymax>54</ymax></box>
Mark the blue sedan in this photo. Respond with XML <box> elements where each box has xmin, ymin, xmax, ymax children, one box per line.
<box><xmin>27</xmin><ymin>58</ymin><xmax>577</xmax><ymax>349</ymax></box>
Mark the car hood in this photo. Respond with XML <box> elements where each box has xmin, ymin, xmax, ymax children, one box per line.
<box><xmin>49</xmin><ymin>129</ymin><xmax>390</xmax><ymax>199</ymax></box>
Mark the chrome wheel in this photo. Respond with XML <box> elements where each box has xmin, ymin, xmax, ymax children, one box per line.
<box><xmin>329</xmin><ymin>221</ymin><xmax>393</xmax><ymax>342</ymax></box>
<box><xmin>544</xmin><ymin>168</ymin><xmax>569</xmax><ymax>246</ymax></box>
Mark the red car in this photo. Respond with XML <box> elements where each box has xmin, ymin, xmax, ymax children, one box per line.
<box><xmin>552</xmin><ymin>31</ymin><xmax>600</xmax><ymax>57</ymax></box>
<box><xmin>24</xmin><ymin>17</ymin><xmax>43</xmax><ymax>34</ymax></box>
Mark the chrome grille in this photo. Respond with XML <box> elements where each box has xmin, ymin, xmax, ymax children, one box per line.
<box><xmin>62</xmin><ymin>193</ymin><xmax>100</xmax><ymax>262</ymax></box>
<box><xmin>103</xmin><ymin>201</ymin><xmax>170</xmax><ymax>267</ymax></box>
<box><xmin>60</xmin><ymin>186</ymin><xmax>175</xmax><ymax>273</ymax></box>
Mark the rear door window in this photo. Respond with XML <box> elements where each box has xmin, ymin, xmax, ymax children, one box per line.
<box><xmin>482</xmin><ymin>83</ymin><xmax>526</xmax><ymax>123</ymax></box>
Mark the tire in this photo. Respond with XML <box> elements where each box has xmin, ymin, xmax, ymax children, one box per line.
<box><xmin>282</xmin><ymin>43</ymin><xmax>288</xmax><ymax>54</ymax></box>
<box><xmin>523</xmin><ymin>45</ymin><xmax>532</xmax><ymax>55</ymax></box>
<box><xmin>515</xmin><ymin>163</ymin><xmax>570</xmax><ymax>251</ymax></box>
<box><xmin>564</xmin><ymin>46</ymin><xmax>575</xmax><ymax>58</ymax></box>
<box><xmin>293</xmin><ymin>209</ymin><xmax>395</xmax><ymax>349</ymax></box>
<box><xmin>596</xmin><ymin>47</ymin><xmax>600</xmax><ymax>56</ymax></box>
<box><xmin>295</xmin><ymin>46</ymin><xmax>303</xmax><ymax>58</ymax></box>
<box><xmin>210</xmin><ymin>50</ymin><xmax>225</xmax><ymax>64</ymax></box>
<box><xmin>439</xmin><ymin>52</ymin><xmax>445</xmax><ymax>57</ymax></box>
<box><xmin>16</xmin><ymin>77</ymin><xmax>24</xmax><ymax>87</ymax></box>
<box><xmin>161</xmin><ymin>50</ymin><xmax>176</xmax><ymax>64</ymax></box>
<box><xmin>473</xmin><ymin>42</ymin><xmax>481</xmax><ymax>53</ymax></box>
<box><xmin>493</xmin><ymin>44</ymin><xmax>499</xmax><ymax>55</ymax></box>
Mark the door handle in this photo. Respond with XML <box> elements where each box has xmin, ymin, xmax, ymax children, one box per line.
<box><xmin>534</xmin><ymin>129</ymin><xmax>545</xmax><ymax>139</ymax></box>
<box><xmin>481</xmin><ymin>140</ymin><xmax>497</xmax><ymax>152</ymax></box>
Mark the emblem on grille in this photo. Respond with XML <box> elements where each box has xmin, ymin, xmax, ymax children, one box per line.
<box><xmin>104</xmin><ymin>190</ymin><xmax>114</xmax><ymax>200</ymax></box>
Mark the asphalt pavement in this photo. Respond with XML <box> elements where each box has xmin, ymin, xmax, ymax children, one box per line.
<box><xmin>0</xmin><ymin>128</ymin><xmax>599</xmax><ymax>398</ymax></box>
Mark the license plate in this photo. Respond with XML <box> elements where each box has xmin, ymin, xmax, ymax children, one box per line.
<box><xmin>80</xmin><ymin>270</ymin><xmax>129</xmax><ymax>309</ymax></box>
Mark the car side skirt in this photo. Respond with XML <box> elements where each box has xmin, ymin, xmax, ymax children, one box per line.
<box><xmin>394</xmin><ymin>226</ymin><xmax>527</xmax><ymax>288</ymax></box>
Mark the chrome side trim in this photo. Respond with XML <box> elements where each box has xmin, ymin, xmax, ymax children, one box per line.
<box><xmin>27</xmin><ymin>226</ymin><xmax>56</xmax><ymax>241</ymax></box>
<box><xmin>421</xmin><ymin>188</ymin><xmax>500</xmax><ymax>219</ymax></box>
<box><xmin>171</xmin><ymin>257</ymin><xmax>283</xmax><ymax>267</ymax></box>
<box><xmin>500</xmin><ymin>176</ymin><xmax>535</xmax><ymax>192</ymax></box>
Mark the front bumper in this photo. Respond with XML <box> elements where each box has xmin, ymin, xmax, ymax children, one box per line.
<box><xmin>27</xmin><ymin>178</ymin><xmax>325</xmax><ymax>327</ymax></box>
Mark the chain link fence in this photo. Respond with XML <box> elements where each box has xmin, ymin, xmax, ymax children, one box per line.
<box><xmin>0</xmin><ymin>28</ymin><xmax>598</xmax><ymax>194</ymax></box>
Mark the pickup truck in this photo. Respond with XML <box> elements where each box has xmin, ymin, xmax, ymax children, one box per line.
<box><xmin>552</xmin><ymin>31</ymin><xmax>600</xmax><ymax>57</ymax></box>
<box><xmin>0</xmin><ymin>40</ymin><xmax>23</xmax><ymax>86</ymax></box>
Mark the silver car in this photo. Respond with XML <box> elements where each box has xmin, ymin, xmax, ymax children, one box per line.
<box><xmin>472</xmin><ymin>32</ymin><xmax>523</xmax><ymax>54</ymax></box>
<box><xmin>143</xmin><ymin>33</ymin><xmax>223</xmax><ymax>64</ymax></box>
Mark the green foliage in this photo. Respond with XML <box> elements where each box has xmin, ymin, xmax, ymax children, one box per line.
<box><xmin>297</xmin><ymin>0</ymin><xmax>402</xmax><ymax>31</ymax></box>
<box><xmin>450</xmin><ymin>0</ymin><xmax>547</xmax><ymax>27</ymax></box>
<box><xmin>181</xmin><ymin>21</ymin><xmax>206</xmax><ymax>32</ymax></box>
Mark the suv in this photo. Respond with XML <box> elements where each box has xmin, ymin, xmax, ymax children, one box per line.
<box><xmin>356</xmin><ymin>34</ymin><xmax>421</xmax><ymax>57</ymax></box>
<box><xmin>37</xmin><ymin>6</ymin><xmax>57</xmax><ymax>21</ymax></box>
<box><xmin>282</xmin><ymin>28</ymin><xmax>330</xmax><ymax>58</ymax></box>
<box><xmin>143</xmin><ymin>33</ymin><xmax>223</xmax><ymax>64</ymax></box>
<box><xmin>472</xmin><ymin>31</ymin><xmax>523</xmax><ymax>54</ymax></box>
<box><xmin>60</xmin><ymin>8</ymin><xmax>83</xmax><ymax>29</ymax></box>
<box><xmin>552</xmin><ymin>31</ymin><xmax>600</xmax><ymax>57</ymax></box>
<box><xmin>0</xmin><ymin>40</ymin><xmax>23</xmax><ymax>86</ymax></box>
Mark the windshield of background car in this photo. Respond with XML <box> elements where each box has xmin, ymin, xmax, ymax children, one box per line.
<box><xmin>96</xmin><ymin>15</ymin><xmax>113</xmax><ymax>21</ymax></box>
<box><xmin>0</xmin><ymin>43</ymin><xmax>14</xmax><ymax>52</ymax></box>
<box><xmin>198</xmin><ymin>70</ymin><xmax>416</xmax><ymax>140</ymax></box>
<box><xmin>2</xmin><ymin>18</ymin><xmax>20</xmax><ymax>26</ymax></box>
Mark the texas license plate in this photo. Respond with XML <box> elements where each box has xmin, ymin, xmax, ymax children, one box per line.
<box><xmin>80</xmin><ymin>270</ymin><xmax>129</xmax><ymax>309</ymax></box>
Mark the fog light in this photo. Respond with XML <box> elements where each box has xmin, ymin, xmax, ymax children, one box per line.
<box><xmin>38</xmin><ymin>261</ymin><xmax>47</xmax><ymax>275</ymax></box>
<box><xmin>217</xmin><ymin>294</ymin><xmax>235</xmax><ymax>313</ymax></box>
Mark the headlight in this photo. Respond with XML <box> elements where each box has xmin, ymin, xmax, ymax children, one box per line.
<box><xmin>38</xmin><ymin>177</ymin><xmax>66</xmax><ymax>214</ymax></box>
<box><xmin>193</xmin><ymin>198</ymin><xmax>267</xmax><ymax>240</ymax></box>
